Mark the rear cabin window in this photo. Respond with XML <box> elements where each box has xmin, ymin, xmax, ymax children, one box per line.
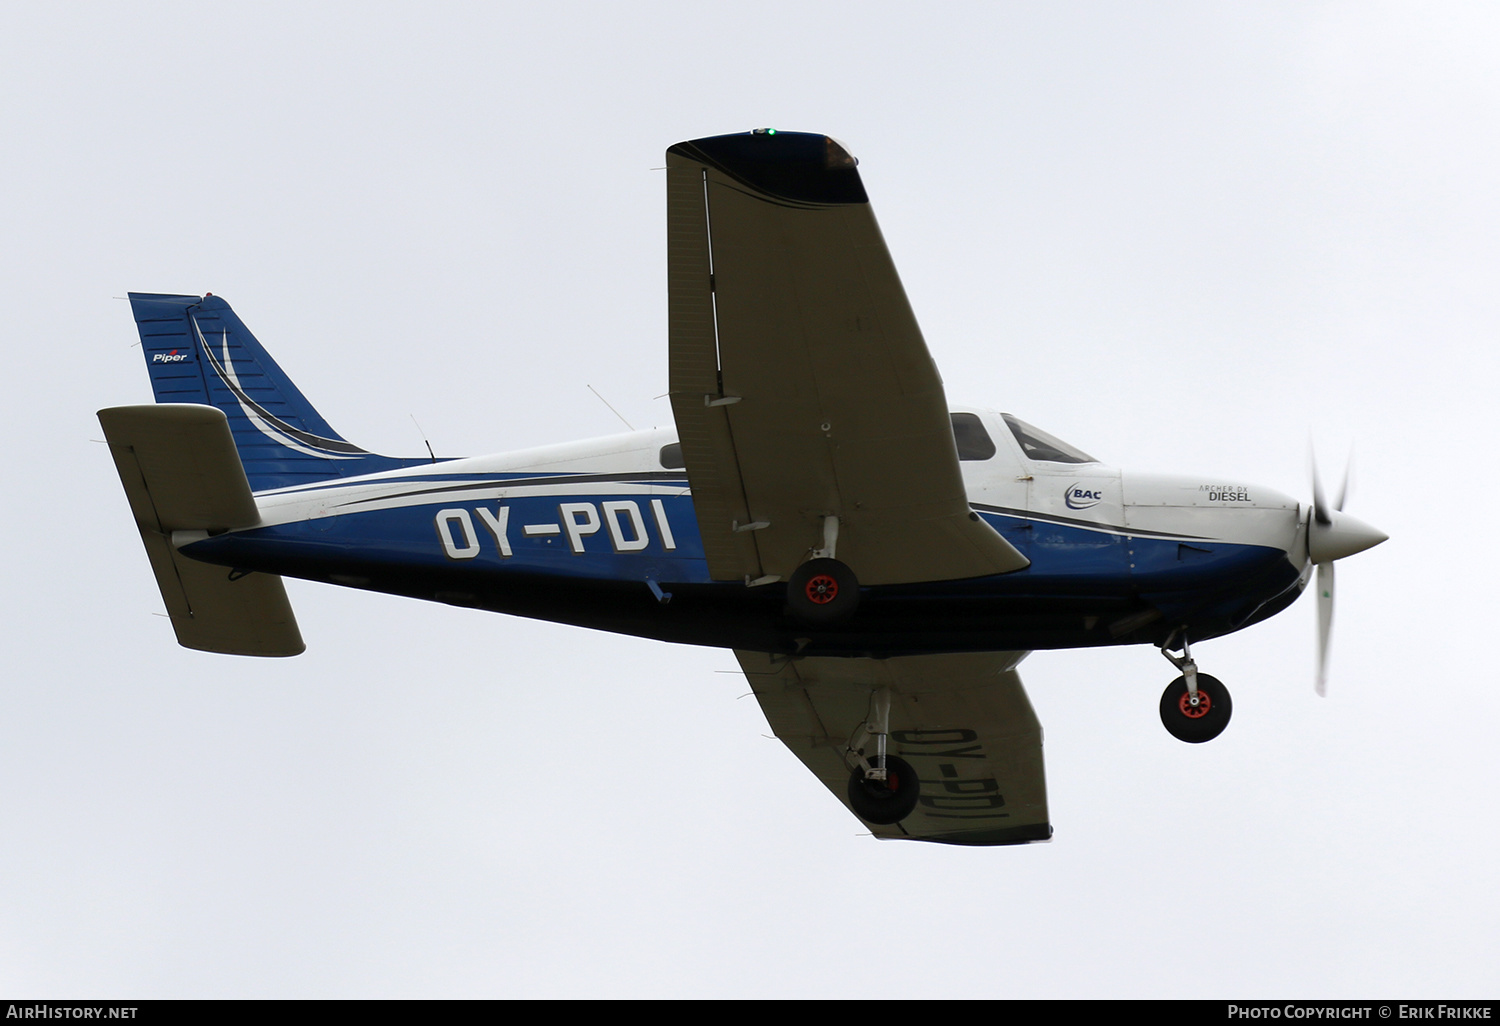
<box><xmin>659</xmin><ymin>442</ymin><xmax>685</xmax><ymax>469</ymax></box>
<box><xmin>1001</xmin><ymin>414</ymin><xmax>1097</xmax><ymax>464</ymax></box>
<box><xmin>950</xmin><ymin>412</ymin><xmax>997</xmax><ymax>461</ymax></box>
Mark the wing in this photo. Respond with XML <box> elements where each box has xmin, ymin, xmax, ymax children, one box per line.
<box><xmin>666</xmin><ymin>131</ymin><xmax>1028</xmax><ymax>586</ymax></box>
<box><xmin>736</xmin><ymin>650</ymin><xmax>1051</xmax><ymax>845</ymax></box>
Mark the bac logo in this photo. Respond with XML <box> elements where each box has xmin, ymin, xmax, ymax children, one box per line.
<box><xmin>151</xmin><ymin>349</ymin><xmax>191</xmax><ymax>363</ymax></box>
<box><xmin>434</xmin><ymin>499</ymin><xmax>677</xmax><ymax>560</ymax></box>
<box><xmin>1064</xmin><ymin>483</ymin><xmax>1103</xmax><ymax>510</ymax></box>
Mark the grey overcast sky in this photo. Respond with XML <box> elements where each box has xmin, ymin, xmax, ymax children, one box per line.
<box><xmin>2</xmin><ymin>1</ymin><xmax>1496</xmax><ymax>998</ymax></box>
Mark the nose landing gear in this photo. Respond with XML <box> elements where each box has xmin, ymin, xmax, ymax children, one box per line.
<box><xmin>1158</xmin><ymin>634</ymin><xmax>1233</xmax><ymax>743</ymax></box>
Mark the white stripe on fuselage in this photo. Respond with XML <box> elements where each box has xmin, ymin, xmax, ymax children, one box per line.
<box><xmin>245</xmin><ymin>423</ymin><xmax>1303</xmax><ymax>557</ymax></box>
<box><xmin>251</xmin><ymin>427</ymin><xmax>683</xmax><ymax>528</ymax></box>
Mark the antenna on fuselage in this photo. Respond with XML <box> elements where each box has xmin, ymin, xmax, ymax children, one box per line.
<box><xmin>410</xmin><ymin>414</ymin><xmax>437</xmax><ymax>463</ymax></box>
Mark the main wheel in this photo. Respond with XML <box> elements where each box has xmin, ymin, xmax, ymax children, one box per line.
<box><xmin>787</xmin><ymin>558</ymin><xmax>860</xmax><ymax>625</ymax></box>
<box><xmin>1159</xmin><ymin>673</ymin><xmax>1232</xmax><ymax>743</ymax></box>
<box><xmin>847</xmin><ymin>754</ymin><xmax>920</xmax><ymax>825</ymax></box>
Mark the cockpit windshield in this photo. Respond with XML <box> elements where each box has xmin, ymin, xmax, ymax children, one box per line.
<box><xmin>1002</xmin><ymin>414</ymin><xmax>1098</xmax><ymax>464</ymax></box>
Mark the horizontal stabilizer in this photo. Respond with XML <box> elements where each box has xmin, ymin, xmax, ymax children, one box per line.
<box><xmin>99</xmin><ymin>404</ymin><xmax>305</xmax><ymax>657</ymax></box>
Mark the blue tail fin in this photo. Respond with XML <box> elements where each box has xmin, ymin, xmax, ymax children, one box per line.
<box><xmin>129</xmin><ymin>293</ymin><xmax>430</xmax><ymax>492</ymax></box>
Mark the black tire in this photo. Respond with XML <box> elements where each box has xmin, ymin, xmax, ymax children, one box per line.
<box><xmin>1159</xmin><ymin>673</ymin><xmax>1232</xmax><ymax>743</ymax></box>
<box><xmin>847</xmin><ymin>754</ymin><xmax>920</xmax><ymax>825</ymax></box>
<box><xmin>786</xmin><ymin>558</ymin><xmax>860</xmax><ymax>625</ymax></box>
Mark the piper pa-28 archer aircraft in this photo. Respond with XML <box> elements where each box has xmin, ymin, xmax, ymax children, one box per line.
<box><xmin>100</xmin><ymin>130</ymin><xmax>1386</xmax><ymax>845</ymax></box>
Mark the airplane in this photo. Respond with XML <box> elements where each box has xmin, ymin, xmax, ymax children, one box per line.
<box><xmin>98</xmin><ymin>129</ymin><xmax>1387</xmax><ymax>846</ymax></box>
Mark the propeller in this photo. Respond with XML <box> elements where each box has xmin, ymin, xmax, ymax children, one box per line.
<box><xmin>1307</xmin><ymin>454</ymin><xmax>1387</xmax><ymax>696</ymax></box>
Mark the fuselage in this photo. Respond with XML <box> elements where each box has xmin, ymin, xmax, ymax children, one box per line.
<box><xmin>178</xmin><ymin>408</ymin><xmax>1310</xmax><ymax>657</ymax></box>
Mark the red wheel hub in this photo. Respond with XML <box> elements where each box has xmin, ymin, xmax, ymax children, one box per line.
<box><xmin>1178</xmin><ymin>690</ymin><xmax>1212</xmax><ymax>719</ymax></box>
<box><xmin>805</xmin><ymin>574</ymin><xmax>839</xmax><ymax>604</ymax></box>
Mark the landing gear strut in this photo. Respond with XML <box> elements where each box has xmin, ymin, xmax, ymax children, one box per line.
<box><xmin>1158</xmin><ymin>634</ymin><xmax>1232</xmax><ymax>743</ymax></box>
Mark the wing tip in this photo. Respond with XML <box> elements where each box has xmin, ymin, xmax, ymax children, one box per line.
<box><xmin>668</xmin><ymin>129</ymin><xmax>868</xmax><ymax>205</ymax></box>
<box><xmin>915</xmin><ymin>822</ymin><xmax>1054</xmax><ymax>846</ymax></box>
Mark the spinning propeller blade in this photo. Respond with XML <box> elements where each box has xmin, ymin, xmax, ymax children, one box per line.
<box><xmin>1307</xmin><ymin>452</ymin><xmax>1385</xmax><ymax>697</ymax></box>
<box><xmin>1315</xmin><ymin>561</ymin><xmax>1334</xmax><ymax>697</ymax></box>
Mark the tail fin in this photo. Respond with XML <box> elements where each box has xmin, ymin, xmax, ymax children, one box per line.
<box><xmin>129</xmin><ymin>293</ymin><xmax>427</xmax><ymax>491</ymax></box>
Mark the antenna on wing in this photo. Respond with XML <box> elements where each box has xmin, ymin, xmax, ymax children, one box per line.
<box><xmin>588</xmin><ymin>385</ymin><xmax>636</xmax><ymax>431</ymax></box>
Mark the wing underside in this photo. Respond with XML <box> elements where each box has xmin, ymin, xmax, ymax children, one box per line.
<box><xmin>667</xmin><ymin>131</ymin><xmax>1028</xmax><ymax>587</ymax></box>
<box><xmin>736</xmin><ymin>649</ymin><xmax>1051</xmax><ymax>845</ymax></box>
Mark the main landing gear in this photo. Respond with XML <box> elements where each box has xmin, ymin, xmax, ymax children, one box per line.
<box><xmin>843</xmin><ymin>687</ymin><xmax>920</xmax><ymax>824</ymax></box>
<box><xmin>786</xmin><ymin>515</ymin><xmax>860</xmax><ymax>625</ymax></box>
<box><xmin>787</xmin><ymin>558</ymin><xmax>860</xmax><ymax>625</ymax></box>
<box><xmin>848</xmin><ymin>755</ymin><xmax>919</xmax><ymax>824</ymax></box>
<box><xmin>1158</xmin><ymin>635</ymin><xmax>1233</xmax><ymax>743</ymax></box>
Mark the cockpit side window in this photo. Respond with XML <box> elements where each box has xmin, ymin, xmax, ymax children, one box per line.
<box><xmin>1001</xmin><ymin>414</ymin><xmax>1098</xmax><ymax>464</ymax></box>
<box><xmin>659</xmin><ymin>442</ymin><xmax>685</xmax><ymax>469</ymax></box>
<box><xmin>950</xmin><ymin>412</ymin><xmax>997</xmax><ymax>461</ymax></box>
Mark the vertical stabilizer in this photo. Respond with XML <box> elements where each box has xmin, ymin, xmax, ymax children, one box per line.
<box><xmin>128</xmin><ymin>293</ymin><xmax>427</xmax><ymax>491</ymax></box>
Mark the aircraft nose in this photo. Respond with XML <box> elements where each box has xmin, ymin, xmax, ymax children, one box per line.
<box><xmin>1308</xmin><ymin>509</ymin><xmax>1388</xmax><ymax>564</ymax></box>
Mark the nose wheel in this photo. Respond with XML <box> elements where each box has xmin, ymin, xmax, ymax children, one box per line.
<box><xmin>1159</xmin><ymin>673</ymin><xmax>1232</xmax><ymax>743</ymax></box>
<box><xmin>1158</xmin><ymin>633</ymin><xmax>1232</xmax><ymax>742</ymax></box>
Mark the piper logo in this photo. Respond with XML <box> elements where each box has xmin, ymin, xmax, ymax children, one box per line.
<box><xmin>151</xmin><ymin>349</ymin><xmax>190</xmax><ymax>363</ymax></box>
<box><xmin>1064</xmin><ymin>484</ymin><xmax>1103</xmax><ymax>510</ymax></box>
